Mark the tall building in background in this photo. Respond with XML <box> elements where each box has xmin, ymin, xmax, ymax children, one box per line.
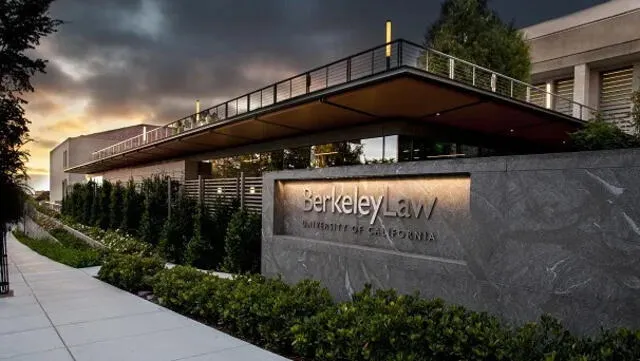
<box><xmin>49</xmin><ymin>124</ymin><xmax>156</xmax><ymax>203</ymax></box>
<box><xmin>523</xmin><ymin>0</ymin><xmax>640</xmax><ymax>132</ymax></box>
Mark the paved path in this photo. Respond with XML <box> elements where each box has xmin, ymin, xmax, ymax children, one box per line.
<box><xmin>0</xmin><ymin>230</ymin><xmax>288</xmax><ymax>361</ymax></box>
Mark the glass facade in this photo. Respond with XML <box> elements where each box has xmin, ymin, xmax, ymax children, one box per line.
<box><xmin>201</xmin><ymin>133</ymin><xmax>510</xmax><ymax>178</ymax></box>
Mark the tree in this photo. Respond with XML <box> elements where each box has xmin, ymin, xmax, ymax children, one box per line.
<box><xmin>221</xmin><ymin>208</ymin><xmax>261</xmax><ymax>274</ymax></box>
<box><xmin>0</xmin><ymin>0</ymin><xmax>61</xmax><ymax>227</ymax></box>
<box><xmin>121</xmin><ymin>179</ymin><xmax>143</xmax><ymax>235</ymax></box>
<box><xmin>312</xmin><ymin>142</ymin><xmax>362</xmax><ymax>168</ymax></box>
<box><xmin>139</xmin><ymin>176</ymin><xmax>169</xmax><ymax>245</ymax></box>
<box><xmin>424</xmin><ymin>0</ymin><xmax>530</xmax><ymax>82</ymax></box>
<box><xmin>159</xmin><ymin>188</ymin><xmax>195</xmax><ymax>263</ymax></box>
<box><xmin>109</xmin><ymin>181</ymin><xmax>124</xmax><ymax>230</ymax></box>
<box><xmin>94</xmin><ymin>180</ymin><xmax>112</xmax><ymax>229</ymax></box>
<box><xmin>184</xmin><ymin>202</ymin><xmax>217</xmax><ymax>269</ymax></box>
<box><xmin>82</xmin><ymin>181</ymin><xmax>96</xmax><ymax>225</ymax></box>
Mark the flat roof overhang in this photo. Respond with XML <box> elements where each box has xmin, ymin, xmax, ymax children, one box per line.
<box><xmin>67</xmin><ymin>67</ymin><xmax>584</xmax><ymax>174</ymax></box>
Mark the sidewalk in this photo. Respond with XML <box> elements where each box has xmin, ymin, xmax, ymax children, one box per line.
<box><xmin>0</xmin><ymin>231</ymin><xmax>289</xmax><ymax>361</ymax></box>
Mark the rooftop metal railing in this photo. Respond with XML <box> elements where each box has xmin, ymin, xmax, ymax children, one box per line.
<box><xmin>91</xmin><ymin>39</ymin><xmax>596</xmax><ymax>162</ymax></box>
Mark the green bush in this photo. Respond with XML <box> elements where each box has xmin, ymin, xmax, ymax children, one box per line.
<box><xmin>94</xmin><ymin>180</ymin><xmax>112</xmax><ymax>229</ymax></box>
<box><xmin>292</xmin><ymin>286</ymin><xmax>509</xmax><ymax>361</ymax></box>
<box><xmin>109</xmin><ymin>181</ymin><xmax>125</xmax><ymax>230</ymax></box>
<box><xmin>184</xmin><ymin>203</ymin><xmax>217</xmax><ymax>269</ymax></box>
<box><xmin>151</xmin><ymin>268</ymin><xmax>332</xmax><ymax>354</ymax></box>
<box><xmin>221</xmin><ymin>208</ymin><xmax>261</xmax><ymax>273</ymax></box>
<box><xmin>121</xmin><ymin>179</ymin><xmax>143</xmax><ymax>235</ymax></box>
<box><xmin>509</xmin><ymin>315</ymin><xmax>582</xmax><ymax>361</ymax></box>
<box><xmin>570</xmin><ymin>115</ymin><xmax>639</xmax><ymax>151</ymax></box>
<box><xmin>139</xmin><ymin>176</ymin><xmax>169</xmax><ymax>245</ymax></box>
<box><xmin>13</xmin><ymin>230</ymin><xmax>104</xmax><ymax>268</ymax></box>
<box><xmin>97</xmin><ymin>254</ymin><xmax>164</xmax><ymax>293</ymax></box>
<box><xmin>159</xmin><ymin>189</ymin><xmax>195</xmax><ymax>263</ymax></box>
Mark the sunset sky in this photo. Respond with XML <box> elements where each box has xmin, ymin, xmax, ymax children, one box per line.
<box><xmin>24</xmin><ymin>0</ymin><xmax>605</xmax><ymax>190</ymax></box>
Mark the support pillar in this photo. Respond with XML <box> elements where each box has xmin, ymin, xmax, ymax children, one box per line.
<box><xmin>573</xmin><ymin>64</ymin><xmax>590</xmax><ymax>119</ymax></box>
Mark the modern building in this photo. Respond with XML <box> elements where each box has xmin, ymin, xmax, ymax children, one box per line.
<box><xmin>60</xmin><ymin>1</ymin><xmax>640</xmax><ymax>182</ymax></box>
<box><xmin>523</xmin><ymin>0</ymin><xmax>640</xmax><ymax>132</ymax></box>
<box><xmin>49</xmin><ymin>124</ymin><xmax>156</xmax><ymax>203</ymax></box>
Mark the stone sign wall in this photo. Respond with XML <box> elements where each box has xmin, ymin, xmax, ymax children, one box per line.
<box><xmin>262</xmin><ymin>149</ymin><xmax>640</xmax><ymax>334</ymax></box>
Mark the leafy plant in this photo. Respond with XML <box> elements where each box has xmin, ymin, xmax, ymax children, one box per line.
<box><xmin>570</xmin><ymin>114</ymin><xmax>639</xmax><ymax>150</ymax></box>
<box><xmin>184</xmin><ymin>202</ymin><xmax>217</xmax><ymax>269</ymax></box>
<box><xmin>121</xmin><ymin>179</ymin><xmax>143</xmax><ymax>235</ymax></box>
<box><xmin>97</xmin><ymin>253</ymin><xmax>164</xmax><ymax>293</ymax></box>
<box><xmin>109</xmin><ymin>181</ymin><xmax>125</xmax><ymax>230</ymax></box>
<box><xmin>159</xmin><ymin>188</ymin><xmax>195</xmax><ymax>263</ymax></box>
<box><xmin>221</xmin><ymin>208</ymin><xmax>261</xmax><ymax>273</ymax></box>
<box><xmin>139</xmin><ymin>176</ymin><xmax>169</xmax><ymax>245</ymax></box>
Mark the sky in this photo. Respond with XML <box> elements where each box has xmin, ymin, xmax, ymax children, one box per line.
<box><xmin>24</xmin><ymin>0</ymin><xmax>607</xmax><ymax>191</ymax></box>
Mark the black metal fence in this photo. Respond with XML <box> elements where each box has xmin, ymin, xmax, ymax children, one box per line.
<box><xmin>0</xmin><ymin>227</ymin><xmax>9</xmax><ymax>296</ymax></box>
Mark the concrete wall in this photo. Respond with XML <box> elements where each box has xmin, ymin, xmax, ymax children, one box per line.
<box><xmin>49</xmin><ymin>137</ymin><xmax>121</xmax><ymax>203</ymax></box>
<box><xmin>262</xmin><ymin>149</ymin><xmax>640</xmax><ymax>334</ymax></box>
<box><xmin>523</xmin><ymin>1</ymin><xmax>640</xmax><ymax>124</ymax></box>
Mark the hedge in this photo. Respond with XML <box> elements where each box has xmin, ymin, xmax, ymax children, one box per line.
<box><xmin>97</xmin><ymin>254</ymin><xmax>164</xmax><ymax>293</ymax></box>
<box><xmin>96</xmin><ymin>254</ymin><xmax>640</xmax><ymax>361</ymax></box>
<box><xmin>13</xmin><ymin>230</ymin><xmax>104</xmax><ymax>268</ymax></box>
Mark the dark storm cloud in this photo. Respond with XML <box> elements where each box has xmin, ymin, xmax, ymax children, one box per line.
<box><xmin>36</xmin><ymin>0</ymin><xmax>607</xmax><ymax>125</ymax></box>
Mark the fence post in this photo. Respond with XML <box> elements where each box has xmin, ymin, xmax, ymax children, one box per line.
<box><xmin>239</xmin><ymin>172</ymin><xmax>246</xmax><ymax>209</ymax></box>
<box><xmin>449</xmin><ymin>58</ymin><xmax>455</xmax><ymax>80</ymax></box>
<box><xmin>167</xmin><ymin>176</ymin><xmax>172</xmax><ymax>218</ymax></box>
<box><xmin>198</xmin><ymin>175</ymin><xmax>204</xmax><ymax>205</ymax></box>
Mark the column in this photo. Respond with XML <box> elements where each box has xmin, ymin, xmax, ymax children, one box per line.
<box><xmin>573</xmin><ymin>64</ymin><xmax>590</xmax><ymax>119</ymax></box>
<box><xmin>545</xmin><ymin>81</ymin><xmax>554</xmax><ymax>109</ymax></box>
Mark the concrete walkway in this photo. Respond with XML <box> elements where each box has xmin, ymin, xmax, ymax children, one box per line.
<box><xmin>0</xmin><ymin>231</ymin><xmax>289</xmax><ymax>361</ymax></box>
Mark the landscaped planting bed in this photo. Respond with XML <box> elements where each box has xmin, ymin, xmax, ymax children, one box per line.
<box><xmin>13</xmin><ymin>230</ymin><xmax>105</xmax><ymax>268</ymax></box>
<box><xmin>97</xmin><ymin>254</ymin><xmax>640</xmax><ymax>361</ymax></box>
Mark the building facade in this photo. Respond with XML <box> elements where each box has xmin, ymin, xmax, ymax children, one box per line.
<box><xmin>523</xmin><ymin>0</ymin><xmax>640</xmax><ymax>132</ymax></box>
<box><xmin>49</xmin><ymin>125</ymin><xmax>156</xmax><ymax>203</ymax></box>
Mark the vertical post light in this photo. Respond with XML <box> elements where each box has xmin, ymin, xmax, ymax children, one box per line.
<box><xmin>385</xmin><ymin>20</ymin><xmax>392</xmax><ymax>70</ymax></box>
<box><xmin>195</xmin><ymin>99</ymin><xmax>200</xmax><ymax>121</ymax></box>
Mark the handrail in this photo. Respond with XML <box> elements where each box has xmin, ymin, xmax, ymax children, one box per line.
<box><xmin>90</xmin><ymin>39</ymin><xmax>596</xmax><ymax>162</ymax></box>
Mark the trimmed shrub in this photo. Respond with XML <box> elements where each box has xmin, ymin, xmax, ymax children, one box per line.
<box><xmin>94</xmin><ymin>180</ymin><xmax>112</xmax><ymax>229</ymax></box>
<box><xmin>97</xmin><ymin>253</ymin><xmax>164</xmax><ymax>293</ymax></box>
<box><xmin>151</xmin><ymin>267</ymin><xmax>332</xmax><ymax>355</ymax></box>
<box><xmin>13</xmin><ymin>230</ymin><xmax>104</xmax><ymax>268</ymax></box>
<box><xmin>139</xmin><ymin>176</ymin><xmax>169</xmax><ymax>245</ymax></box>
<box><xmin>109</xmin><ymin>181</ymin><xmax>125</xmax><ymax>230</ymax></box>
<box><xmin>570</xmin><ymin>114</ymin><xmax>639</xmax><ymax>150</ymax></box>
<box><xmin>159</xmin><ymin>189</ymin><xmax>195</xmax><ymax>263</ymax></box>
<box><xmin>151</xmin><ymin>265</ymin><xmax>211</xmax><ymax>316</ymax></box>
<box><xmin>221</xmin><ymin>208</ymin><xmax>261</xmax><ymax>273</ymax></box>
<box><xmin>292</xmin><ymin>286</ymin><xmax>510</xmax><ymax>361</ymax></box>
<box><xmin>184</xmin><ymin>203</ymin><xmax>217</xmax><ymax>269</ymax></box>
<box><xmin>121</xmin><ymin>179</ymin><xmax>143</xmax><ymax>235</ymax></box>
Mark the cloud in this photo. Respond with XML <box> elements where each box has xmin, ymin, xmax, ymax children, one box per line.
<box><xmin>32</xmin><ymin>137</ymin><xmax>60</xmax><ymax>149</ymax></box>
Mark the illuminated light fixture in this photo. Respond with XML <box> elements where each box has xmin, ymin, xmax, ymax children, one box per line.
<box><xmin>217</xmin><ymin>187</ymin><xmax>222</xmax><ymax>194</ymax></box>
<box><xmin>509</xmin><ymin>129</ymin><xmax>514</xmax><ymax>133</ymax></box>
<box><xmin>249</xmin><ymin>186</ymin><xmax>256</xmax><ymax>194</ymax></box>
<box><xmin>435</xmin><ymin>113</ymin><xmax>440</xmax><ymax>116</ymax></box>
<box><xmin>385</xmin><ymin>20</ymin><xmax>392</xmax><ymax>57</ymax></box>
